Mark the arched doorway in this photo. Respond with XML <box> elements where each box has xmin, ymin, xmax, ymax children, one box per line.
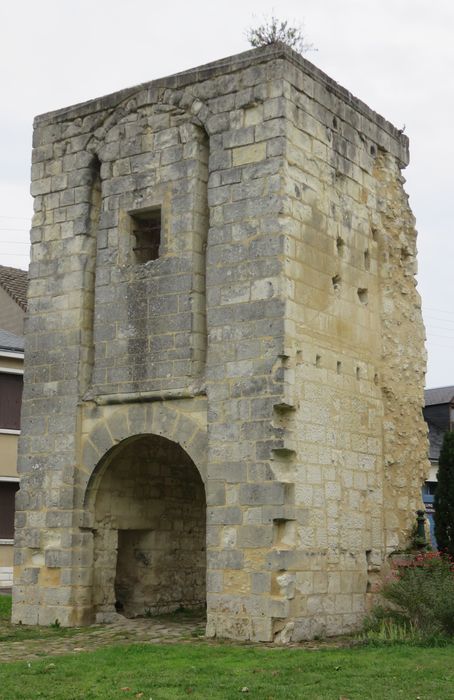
<box><xmin>87</xmin><ymin>433</ymin><xmax>206</xmax><ymax>619</ymax></box>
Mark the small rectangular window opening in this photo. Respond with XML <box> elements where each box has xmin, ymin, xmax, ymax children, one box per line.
<box><xmin>0</xmin><ymin>482</ymin><xmax>19</xmax><ymax>540</ymax></box>
<box><xmin>131</xmin><ymin>208</ymin><xmax>161</xmax><ymax>264</ymax></box>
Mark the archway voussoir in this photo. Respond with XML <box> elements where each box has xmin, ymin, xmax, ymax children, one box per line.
<box><xmin>90</xmin><ymin>422</ymin><xmax>115</xmax><ymax>460</ymax></box>
<box><xmin>106</xmin><ymin>408</ymin><xmax>132</xmax><ymax>445</ymax></box>
<box><xmin>81</xmin><ymin>438</ymin><xmax>101</xmax><ymax>472</ymax></box>
<box><xmin>175</xmin><ymin>415</ymin><xmax>199</xmax><ymax>449</ymax></box>
<box><xmin>126</xmin><ymin>404</ymin><xmax>149</xmax><ymax>436</ymax></box>
<box><xmin>186</xmin><ymin>429</ymin><xmax>208</xmax><ymax>482</ymax></box>
<box><xmin>149</xmin><ymin>403</ymin><xmax>179</xmax><ymax>440</ymax></box>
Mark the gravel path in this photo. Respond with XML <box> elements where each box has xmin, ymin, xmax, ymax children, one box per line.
<box><xmin>0</xmin><ymin>614</ymin><xmax>205</xmax><ymax>664</ymax></box>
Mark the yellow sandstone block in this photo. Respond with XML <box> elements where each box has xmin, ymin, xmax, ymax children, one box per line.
<box><xmin>39</xmin><ymin>567</ymin><xmax>61</xmax><ymax>587</ymax></box>
<box><xmin>232</xmin><ymin>143</ymin><xmax>266</xmax><ymax>166</ymax></box>
<box><xmin>223</xmin><ymin>570</ymin><xmax>251</xmax><ymax>594</ymax></box>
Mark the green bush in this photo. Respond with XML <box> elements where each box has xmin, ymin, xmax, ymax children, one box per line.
<box><xmin>365</xmin><ymin>552</ymin><xmax>454</xmax><ymax>641</ymax></box>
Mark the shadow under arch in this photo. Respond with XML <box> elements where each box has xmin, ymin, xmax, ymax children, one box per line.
<box><xmin>85</xmin><ymin>432</ymin><xmax>206</xmax><ymax>622</ymax></box>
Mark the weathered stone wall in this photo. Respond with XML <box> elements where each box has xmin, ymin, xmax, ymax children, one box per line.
<box><xmin>88</xmin><ymin>119</ymin><xmax>209</xmax><ymax>394</ymax></box>
<box><xmin>13</xmin><ymin>45</ymin><xmax>427</xmax><ymax>640</ymax></box>
<box><xmin>255</xmin><ymin>65</ymin><xmax>428</xmax><ymax>640</ymax></box>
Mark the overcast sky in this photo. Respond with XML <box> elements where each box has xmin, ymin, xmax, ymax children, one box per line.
<box><xmin>0</xmin><ymin>0</ymin><xmax>452</xmax><ymax>388</ymax></box>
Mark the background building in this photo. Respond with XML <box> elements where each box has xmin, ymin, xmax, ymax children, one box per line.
<box><xmin>0</xmin><ymin>265</ymin><xmax>26</xmax><ymax>588</ymax></box>
<box><xmin>0</xmin><ymin>265</ymin><xmax>27</xmax><ymax>336</ymax></box>
<box><xmin>422</xmin><ymin>386</ymin><xmax>454</xmax><ymax>546</ymax></box>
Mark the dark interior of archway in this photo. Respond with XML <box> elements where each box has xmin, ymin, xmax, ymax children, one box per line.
<box><xmin>93</xmin><ymin>434</ymin><xmax>206</xmax><ymax>618</ymax></box>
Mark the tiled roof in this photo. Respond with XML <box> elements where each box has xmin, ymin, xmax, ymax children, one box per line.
<box><xmin>425</xmin><ymin>386</ymin><xmax>454</xmax><ymax>407</ymax></box>
<box><xmin>0</xmin><ymin>265</ymin><xmax>28</xmax><ymax>311</ymax></box>
<box><xmin>0</xmin><ymin>328</ymin><xmax>24</xmax><ymax>353</ymax></box>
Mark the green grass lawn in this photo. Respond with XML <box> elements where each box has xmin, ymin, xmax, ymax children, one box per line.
<box><xmin>0</xmin><ymin>594</ymin><xmax>81</xmax><ymax>642</ymax></box>
<box><xmin>1</xmin><ymin>642</ymin><xmax>454</xmax><ymax>699</ymax></box>
<box><xmin>2</xmin><ymin>594</ymin><xmax>454</xmax><ymax>698</ymax></box>
<box><xmin>0</xmin><ymin>594</ymin><xmax>10</xmax><ymax>619</ymax></box>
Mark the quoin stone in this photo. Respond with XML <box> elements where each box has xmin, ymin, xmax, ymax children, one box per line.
<box><xmin>13</xmin><ymin>45</ymin><xmax>428</xmax><ymax>642</ymax></box>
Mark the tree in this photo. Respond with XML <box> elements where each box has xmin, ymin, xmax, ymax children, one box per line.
<box><xmin>434</xmin><ymin>431</ymin><xmax>454</xmax><ymax>556</ymax></box>
<box><xmin>246</xmin><ymin>16</ymin><xmax>315</xmax><ymax>55</ymax></box>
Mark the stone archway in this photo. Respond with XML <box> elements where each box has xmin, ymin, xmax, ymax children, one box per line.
<box><xmin>87</xmin><ymin>433</ymin><xmax>206</xmax><ymax>621</ymax></box>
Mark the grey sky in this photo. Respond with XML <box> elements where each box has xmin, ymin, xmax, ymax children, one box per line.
<box><xmin>0</xmin><ymin>0</ymin><xmax>452</xmax><ymax>388</ymax></box>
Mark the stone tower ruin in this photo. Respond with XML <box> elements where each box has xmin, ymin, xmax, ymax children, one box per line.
<box><xmin>13</xmin><ymin>45</ymin><xmax>428</xmax><ymax>641</ymax></box>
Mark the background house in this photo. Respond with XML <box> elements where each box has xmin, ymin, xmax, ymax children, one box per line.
<box><xmin>422</xmin><ymin>385</ymin><xmax>454</xmax><ymax>547</ymax></box>
<box><xmin>0</xmin><ymin>265</ymin><xmax>27</xmax><ymax>335</ymax></box>
<box><xmin>0</xmin><ymin>265</ymin><xmax>26</xmax><ymax>589</ymax></box>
